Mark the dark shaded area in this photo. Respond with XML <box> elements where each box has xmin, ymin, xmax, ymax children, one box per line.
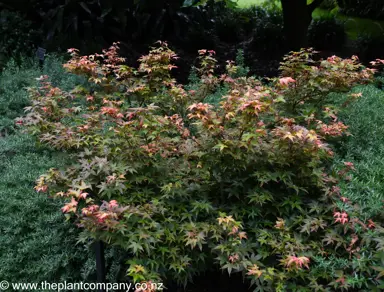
<box><xmin>308</xmin><ymin>17</ymin><xmax>347</xmax><ymax>52</ymax></box>
<box><xmin>179</xmin><ymin>271</ymin><xmax>252</xmax><ymax>292</ymax></box>
<box><xmin>338</xmin><ymin>0</ymin><xmax>384</xmax><ymax>20</ymax></box>
<box><xmin>0</xmin><ymin>1</ymin><xmax>288</xmax><ymax>82</ymax></box>
<box><xmin>1</xmin><ymin>0</ymin><xmax>384</xmax><ymax>82</ymax></box>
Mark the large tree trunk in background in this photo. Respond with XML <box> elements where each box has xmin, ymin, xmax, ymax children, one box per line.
<box><xmin>281</xmin><ymin>0</ymin><xmax>312</xmax><ymax>51</ymax></box>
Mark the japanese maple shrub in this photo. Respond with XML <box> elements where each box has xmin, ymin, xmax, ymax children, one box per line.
<box><xmin>19</xmin><ymin>43</ymin><xmax>384</xmax><ymax>291</ymax></box>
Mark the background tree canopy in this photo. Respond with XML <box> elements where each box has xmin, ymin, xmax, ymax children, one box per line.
<box><xmin>1</xmin><ymin>0</ymin><xmax>383</xmax><ymax>76</ymax></box>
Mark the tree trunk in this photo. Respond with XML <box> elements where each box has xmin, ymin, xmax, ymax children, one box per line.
<box><xmin>281</xmin><ymin>0</ymin><xmax>312</xmax><ymax>51</ymax></box>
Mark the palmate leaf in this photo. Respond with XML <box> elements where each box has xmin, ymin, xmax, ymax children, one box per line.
<box><xmin>247</xmin><ymin>189</ymin><xmax>274</xmax><ymax>206</ymax></box>
<box><xmin>372</xmin><ymin>265</ymin><xmax>384</xmax><ymax>279</ymax></box>
<box><xmin>375</xmin><ymin>236</ymin><xmax>384</xmax><ymax>252</ymax></box>
<box><xmin>300</xmin><ymin>217</ymin><xmax>327</xmax><ymax>234</ymax></box>
<box><xmin>71</xmin><ymin>180</ymin><xmax>92</xmax><ymax>191</ymax></box>
<box><xmin>129</xmin><ymin>241</ymin><xmax>144</xmax><ymax>255</ymax></box>
<box><xmin>191</xmin><ymin>200</ymin><xmax>214</xmax><ymax>214</ymax></box>
<box><xmin>322</xmin><ymin>230</ymin><xmax>345</xmax><ymax>249</ymax></box>
<box><xmin>213</xmin><ymin>141</ymin><xmax>228</xmax><ymax>152</ymax></box>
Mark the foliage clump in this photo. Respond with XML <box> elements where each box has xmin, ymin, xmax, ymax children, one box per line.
<box><xmin>19</xmin><ymin>42</ymin><xmax>384</xmax><ymax>291</ymax></box>
<box><xmin>0</xmin><ymin>10</ymin><xmax>41</xmax><ymax>69</ymax></box>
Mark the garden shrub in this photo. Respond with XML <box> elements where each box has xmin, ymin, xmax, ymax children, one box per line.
<box><xmin>186</xmin><ymin>49</ymin><xmax>249</xmax><ymax>105</ymax></box>
<box><xmin>232</xmin><ymin>6</ymin><xmax>262</xmax><ymax>36</ymax></box>
<box><xmin>20</xmin><ymin>43</ymin><xmax>384</xmax><ymax>291</ymax></box>
<box><xmin>308</xmin><ymin>17</ymin><xmax>346</xmax><ymax>52</ymax></box>
<box><xmin>260</xmin><ymin>0</ymin><xmax>282</xmax><ymax>12</ymax></box>
<box><xmin>231</xmin><ymin>48</ymin><xmax>250</xmax><ymax>78</ymax></box>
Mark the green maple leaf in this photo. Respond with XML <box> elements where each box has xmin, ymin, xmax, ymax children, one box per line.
<box><xmin>129</xmin><ymin>242</ymin><xmax>144</xmax><ymax>254</ymax></box>
<box><xmin>72</xmin><ymin>180</ymin><xmax>92</xmax><ymax>191</ymax></box>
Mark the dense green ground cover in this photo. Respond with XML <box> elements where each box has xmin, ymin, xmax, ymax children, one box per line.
<box><xmin>0</xmin><ymin>57</ymin><xmax>117</xmax><ymax>283</ymax></box>
<box><xmin>0</xmin><ymin>134</ymin><xmax>92</xmax><ymax>282</ymax></box>
<box><xmin>335</xmin><ymin>84</ymin><xmax>384</xmax><ymax>219</ymax></box>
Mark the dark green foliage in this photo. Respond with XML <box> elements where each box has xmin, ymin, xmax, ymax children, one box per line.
<box><xmin>336</xmin><ymin>0</ymin><xmax>345</xmax><ymax>7</ymax></box>
<box><xmin>0</xmin><ymin>58</ymin><xmax>40</xmax><ymax>136</ymax></box>
<box><xmin>1</xmin><ymin>0</ymin><xmax>223</xmax><ymax>55</ymax></box>
<box><xmin>351</xmin><ymin>33</ymin><xmax>384</xmax><ymax>62</ymax></box>
<box><xmin>0</xmin><ymin>0</ymin><xmax>285</xmax><ymax>81</ymax></box>
<box><xmin>319</xmin><ymin>0</ymin><xmax>337</xmax><ymax>9</ymax></box>
<box><xmin>0</xmin><ymin>9</ymin><xmax>41</xmax><ymax>69</ymax></box>
<box><xmin>186</xmin><ymin>49</ymin><xmax>249</xmax><ymax>105</ymax></box>
<box><xmin>338</xmin><ymin>0</ymin><xmax>384</xmax><ymax>20</ymax></box>
<box><xmin>335</xmin><ymin>84</ymin><xmax>384</xmax><ymax>219</ymax></box>
<box><xmin>178</xmin><ymin>26</ymin><xmax>218</xmax><ymax>54</ymax></box>
<box><xmin>214</xmin><ymin>9</ymin><xmax>245</xmax><ymax>43</ymax></box>
<box><xmin>248</xmin><ymin>19</ymin><xmax>284</xmax><ymax>57</ymax></box>
<box><xmin>212</xmin><ymin>5</ymin><xmax>277</xmax><ymax>44</ymax></box>
<box><xmin>242</xmin><ymin>6</ymin><xmax>285</xmax><ymax>77</ymax></box>
<box><xmin>193</xmin><ymin>5</ymin><xmax>286</xmax><ymax>78</ymax></box>
<box><xmin>247</xmin><ymin>6</ymin><xmax>285</xmax><ymax>58</ymax></box>
<box><xmin>308</xmin><ymin>17</ymin><xmax>346</xmax><ymax>52</ymax></box>
<box><xmin>233</xmin><ymin>49</ymin><xmax>250</xmax><ymax>77</ymax></box>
